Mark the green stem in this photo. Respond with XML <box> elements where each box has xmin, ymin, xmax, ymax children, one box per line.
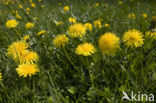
<box><xmin>86</xmin><ymin>57</ymin><xmax>94</xmax><ymax>87</ymax></box>
<box><xmin>63</xmin><ymin>47</ymin><xmax>77</xmax><ymax>69</ymax></box>
<box><xmin>0</xmin><ymin>82</ymin><xmax>13</xmax><ymax>102</ymax></box>
<box><xmin>14</xmin><ymin>28</ymin><xmax>22</xmax><ymax>38</ymax></box>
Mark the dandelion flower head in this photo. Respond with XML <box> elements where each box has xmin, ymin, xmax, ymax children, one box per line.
<box><xmin>69</xmin><ymin>17</ymin><xmax>76</xmax><ymax>23</ymax></box>
<box><xmin>94</xmin><ymin>20</ymin><xmax>102</xmax><ymax>29</ymax></box>
<box><xmin>38</xmin><ymin>30</ymin><xmax>46</xmax><ymax>36</ymax></box>
<box><xmin>25</xmin><ymin>22</ymin><xmax>34</xmax><ymax>29</ymax></box>
<box><xmin>63</xmin><ymin>6</ymin><xmax>69</xmax><ymax>12</ymax></box>
<box><xmin>6</xmin><ymin>19</ymin><xmax>18</xmax><ymax>28</ymax></box>
<box><xmin>7</xmin><ymin>40</ymin><xmax>29</xmax><ymax>61</ymax></box>
<box><xmin>84</xmin><ymin>23</ymin><xmax>93</xmax><ymax>31</ymax></box>
<box><xmin>75</xmin><ymin>43</ymin><xmax>96</xmax><ymax>56</ymax></box>
<box><xmin>16</xmin><ymin>64</ymin><xmax>39</xmax><ymax>77</ymax></box>
<box><xmin>68</xmin><ymin>23</ymin><xmax>86</xmax><ymax>38</ymax></box>
<box><xmin>53</xmin><ymin>34</ymin><xmax>69</xmax><ymax>48</ymax></box>
<box><xmin>99</xmin><ymin>32</ymin><xmax>120</xmax><ymax>55</ymax></box>
<box><xmin>0</xmin><ymin>71</ymin><xmax>2</xmax><ymax>80</ymax></box>
<box><xmin>145</xmin><ymin>31</ymin><xmax>156</xmax><ymax>40</ymax></box>
<box><xmin>123</xmin><ymin>29</ymin><xmax>144</xmax><ymax>47</ymax></box>
<box><xmin>20</xmin><ymin>51</ymin><xmax>38</xmax><ymax>64</ymax></box>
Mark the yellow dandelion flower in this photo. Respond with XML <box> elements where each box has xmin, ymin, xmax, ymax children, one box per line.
<box><xmin>145</xmin><ymin>31</ymin><xmax>156</xmax><ymax>40</ymax></box>
<box><xmin>38</xmin><ymin>0</ymin><xmax>41</xmax><ymax>2</ymax></box>
<box><xmin>41</xmin><ymin>5</ymin><xmax>45</xmax><ymax>8</ymax></box>
<box><xmin>29</xmin><ymin>0</ymin><xmax>33</xmax><ymax>3</ymax></box>
<box><xmin>123</xmin><ymin>29</ymin><xmax>144</xmax><ymax>48</ymax></box>
<box><xmin>6</xmin><ymin>19</ymin><xmax>18</xmax><ymax>28</ymax></box>
<box><xmin>26</xmin><ymin>12</ymin><xmax>29</xmax><ymax>15</ymax></box>
<box><xmin>4</xmin><ymin>1</ymin><xmax>9</xmax><ymax>5</ymax></box>
<box><xmin>56</xmin><ymin>21</ymin><xmax>63</xmax><ymax>26</ymax></box>
<box><xmin>26</xmin><ymin>8</ymin><xmax>30</xmax><ymax>11</ymax></box>
<box><xmin>31</xmin><ymin>3</ymin><xmax>36</xmax><ymax>8</ymax></box>
<box><xmin>16</xmin><ymin>14</ymin><xmax>22</xmax><ymax>19</ymax></box>
<box><xmin>0</xmin><ymin>71</ymin><xmax>2</xmax><ymax>81</ymax></box>
<box><xmin>99</xmin><ymin>32</ymin><xmax>120</xmax><ymax>55</ymax></box>
<box><xmin>18</xmin><ymin>5</ymin><xmax>23</xmax><ymax>9</ymax></box>
<box><xmin>63</xmin><ymin>6</ymin><xmax>69</xmax><ymax>12</ymax></box>
<box><xmin>93</xmin><ymin>3</ymin><xmax>99</xmax><ymax>8</ymax></box>
<box><xmin>7</xmin><ymin>40</ymin><xmax>29</xmax><ymax>61</ymax></box>
<box><xmin>58</xmin><ymin>3</ymin><xmax>62</xmax><ymax>5</ymax></box>
<box><xmin>68</xmin><ymin>23</ymin><xmax>86</xmax><ymax>38</ymax></box>
<box><xmin>94</xmin><ymin>20</ymin><xmax>102</xmax><ymax>29</ymax></box>
<box><xmin>23</xmin><ymin>35</ymin><xmax>30</xmax><ymax>40</ymax></box>
<box><xmin>118</xmin><ymin>1</ymin><xmax>123</xmax><ymax>5</ymax></box>
<box><xmin>75</xmin><ymin>43</ymin><xmax>96</xmax><ymax>56</ymax></box>
<box><xmin>84</xmin><ymin>23</ymin><xmax>93</xmax><ymax>31</ymax></box>
<box><xmin>20</xmin><ymin>51</ymin><xmax>38</xmax><ymax>64</ymax></box>
<box><xmin>16</xmin><ymin>64</ymin><xmax>39</xmax><ymax>77</ymax></box>
<box><xmin>128</xmin><ymin>13</ymin><xmax>136</xmax><ymax>19</ymax></box>
<box><xmin>25</xmin><ymin>22</ymin><xmax>34</xmax><ymax>29</ymax></box>
<box><xmin>104</xmin><ymin>23</ymin><xmax>110</xmax><ymax>28</ymax></box>
<box><xmin>37</xmin><ymin>30</ymin><xmax>46</xmax><ymax>36</ymax></box>
<box><xmin>142</xmin><ymin>13</ymin><xmax>147</xmax><ymax>19</ymax></box>
<box><xmin>53</xmin><ymin>34</ymin><xmax>69</xmax><ymax>48</ymax></box>
<box><xmin>69</xmin><ymin>17</ymin><xmax>76</xmax><ymax>23</ymax></box>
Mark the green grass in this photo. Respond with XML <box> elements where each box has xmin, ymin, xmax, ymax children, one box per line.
<box><xmin>0</xmin><ymin>0</ymin><xmax>156</xmax><ymax>102</ymax></box>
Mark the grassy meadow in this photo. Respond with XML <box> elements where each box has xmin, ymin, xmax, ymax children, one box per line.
<box><xmin>0</xmin><ymin>0</ymin><xmax>156</xmax><ymax>102</ymax></box>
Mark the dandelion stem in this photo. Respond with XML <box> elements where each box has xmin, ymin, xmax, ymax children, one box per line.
<box><xmin>86</xmin><ymin>57</ymin><xmax>94</xmax><ymax>87</ymax></box>
<box><xmin>63</xmin><ymin>47</ymin><xmax>77</xmax><ymax>69</ymax></box>
<box><xmin>14</xmin><ymin>28</ymin><xmax>22</xmax><ymax>38</ymax></box>
<box><xmin>0</xmin><ymin>82</ymin><xmax>13</xmax><ymax>102</ymax></box>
